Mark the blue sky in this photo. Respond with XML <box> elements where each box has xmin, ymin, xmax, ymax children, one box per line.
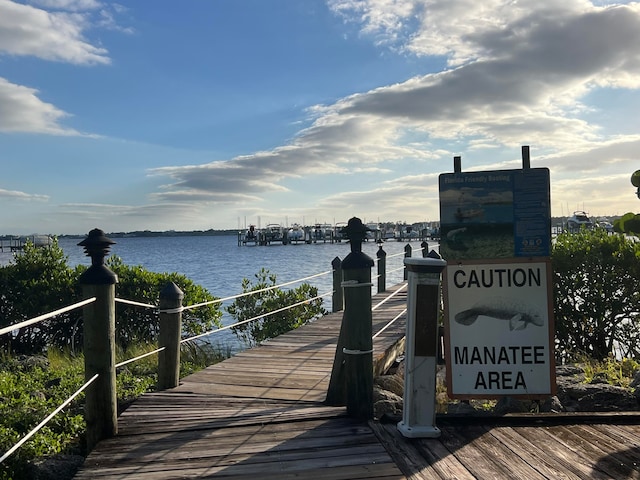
<box><xmin>1</xmin><ymin>0</ymin><xmax>639</xmax><ymax>235</ymax></box>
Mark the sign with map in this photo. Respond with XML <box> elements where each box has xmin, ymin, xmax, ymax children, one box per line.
<box><xmin>438</xmin><ymin>168</ymin><xmax>551</xmax><ymax>261</ymax></box>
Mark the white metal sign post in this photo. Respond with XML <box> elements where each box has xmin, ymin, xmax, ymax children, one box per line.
<box><xmin>398</xmin><ymin>255</ymin><xmax>446</xmax><ymax>438</ymax></box>
<box><xmin>444</xmin><ymin>260</ymin><xmax>555</xmax><ymax>398</ymax></box>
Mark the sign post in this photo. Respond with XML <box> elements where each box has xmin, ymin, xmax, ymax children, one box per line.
<box><xmin>439</xmin><ymin>163</ymin><xmax>555</xmax><ymax>400</ymax></box>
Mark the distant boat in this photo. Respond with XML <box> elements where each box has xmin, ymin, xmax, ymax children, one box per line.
<box><xmin>263</xmin><ymin>224</ymin><xmax>285</xmax><ymax>243</ymax></box>
<box><xmin>287</xmin><ymin>224</ymin><xmax>305</xmax><ymax>243</ymax></box>
<box><xmin>333</xmin><ymin>222</ymin><xmax>348</xmax><ymax>242</ymax></box>
<box><xmin>567</xmin><ymin>211</ymin><xmax>594</xmax><ymax>232</ymax></box>
<box><xmin>245</xmin><ymin>225</ymin><xmax>257</xmax><ymax>241</ymax></box>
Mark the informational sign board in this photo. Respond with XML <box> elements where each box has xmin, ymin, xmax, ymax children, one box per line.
<box><xmin>443</xmin><ymin>259</ymin><xmax>556</xmax><ymax>398</ymax></box>
<box><xmin>439</xmin><ymin>168</ymin><xmax>551</xmax><ymax>261</ymax></box>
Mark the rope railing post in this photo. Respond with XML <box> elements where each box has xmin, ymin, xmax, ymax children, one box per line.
<box><xmin>78</xmin><ymin>228</ymin><xmax>118</xmax><ymax>452</ymax></box>
<box><xmin>158</xmin><ymin>282</ymin><xmax>184</xmax><ymax>390</ymax></box>
<box><xmin>376</xmin><ymin>243</ymin><xmax>386</xmax><ymax>293</ymax></box>
<box><xmin>421</xmin><ymin>240</ymin><xmax>429</xmax><ymax>258</ymax></box>
<box><xmin>404</xmin><ymin>243</ymin><xmax>412</xmax><ymax>280</ymax></box>
<box><xmin>326</xmin><ymin>217</ymin><xmax>374</xmax><ymax>420</ymax></box>
<box><xmin>331</xmin><ymin>256</ymin><xmax>343</xmax><ymax>313</ymax></box>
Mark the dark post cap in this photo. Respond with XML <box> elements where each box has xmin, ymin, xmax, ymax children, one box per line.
<box><xmin>342</xmin><ymin>217</ymin><xmax>374</xmax><ymax>269</ymax></box>
<box><xmin>78</xmin><ymin>228</ymin><xmax>118</xmax><ymax>285</ymax></box>
<box><xmin>342</xmin><ymin>217</ymin><xmax>369</xmax><ymax>253</ymax></box>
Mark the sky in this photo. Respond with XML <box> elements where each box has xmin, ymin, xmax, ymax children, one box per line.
<box><xmin>1</xmin><ymin>0</ymin><xmax>640</xmax><ymax>235</ymax></box>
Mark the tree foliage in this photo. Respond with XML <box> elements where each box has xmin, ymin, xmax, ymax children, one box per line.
<box><xmin>613</xmin><ymin>212</ymin><xmax>640</xmax><ymax>234</ymax></box>
<box><xmin>106</xmin><ymin>256</ymin><xmax>222</xmax><ymax>348</ymax></box>
<box><xmin>0</xmin><ymin>241</ymin><xmax>222</xmax><ymax>354</ymax></box>
<box><xmin>552</xmin><ymin>229</ymin><xmax>640</xmax><ymax>361</ymax></box>
<box><xmin>227</xmin><ymin>268</ymin><xmax>327</xmax><ymax>347</ymax></box>
<box><xmin>0</xmin><ymin>240</ymin><xmax>81</xmax><ymax>353</ymax></box>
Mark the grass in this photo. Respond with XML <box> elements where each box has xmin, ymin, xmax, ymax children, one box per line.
<box><xmin>0</xmin><ymin>341</ymin><xmax>230</xmax><ymax>480</ymax></box>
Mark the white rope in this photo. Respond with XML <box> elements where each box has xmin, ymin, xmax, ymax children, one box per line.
<box><xmin>372</xmin><ymin>282</ymin><xmax>407</xmax><ymax>311</ymax></box>
<box><xmin>181</xmin><ymin>270</ymin><xmax>333</xmax><ymax>311</ymax></box>
<box><xmin>0</xmin><ymin>374</ymin><xmax>99</xmax><ymax>464</ymax></box>
<box><xmin>115</xmin><ymin>298</ymin><xmax>157</xmax><ymax>309</ymax></box>
<box><xmin>115</xmin><ymin>347</ymin><xmax>166</xmax><ymax>368</ymax></box>
<box><xmin>180</xmin><ymin>290</ymin><xmax>333</xmax><ymax>344</ymax></box>
<box><xmin>158</xmin><ymin>307</ymin><xmax>184</xmax><ymax>314</ymax></box>
<box><xmin>343</xmin><ymin>347</ymin><xmax>373</xmax><ymax>355</ymax></box>
<box><xmin>0</xmin><ymin>298</ymin><xmax>96</xmax><ymax>337</ymax></box>
<box><xmin>372</xmin><ymin>308</ymin><xmax>407</xmax><ymax>339</ymax></box>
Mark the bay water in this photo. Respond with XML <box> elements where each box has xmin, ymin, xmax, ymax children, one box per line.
<box><xmin>2</xmin><ymin>235</ymin><xmax>432</xmax><ymax>351</ymax></box>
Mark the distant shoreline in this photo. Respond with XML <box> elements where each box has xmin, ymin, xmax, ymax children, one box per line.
<box><xmin>1</xmin><ymin>229</ymin><xmax>239</xmax><ymax>240</ymax></box>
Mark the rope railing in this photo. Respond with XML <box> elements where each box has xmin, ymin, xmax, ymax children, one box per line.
<box><xmin>181</xmin><ymin>270</ymin><xmax>333</xmax><ymax>312</ymax></box>
<box><xmin>115</xmin><ymin>298</ymin><xmax>156</xmax><ymax>309</ymax></box>
<box><xmin>112</xmin><ymin>270</ymin><xmax>334</xmax><ymax>314</ymax></box>
<box><xmin>1</xmin><ymin>237</ymin><xmax>424</xmax><ymax>463</ymax></box>
<box><xmin>0</xmin><ymin>297</ymin><xmax>96</xmax><ymax>337</ymax></box>
<box><xmin>372</xmin><ymin>282</ymin><xmax>408</xmax><ymax>311</ymax></box>
<box><xmin>0</xmin><ymin>374</ymin><xmax>99</xmax><ymax>464</ymax></box>
<box><xmin>115</xmin><ymin>348</ymin><xmax>166</xmax><ymax>369</ymax></box>
<box><xmin>373</xmin><ymin>309</ymin><xmax>407</xmax><ymax>339</ymax></box>
<box><xmin>180</xmin><ymin>289</ymin><xmax>334</xmax><ymax>344</ymax></box>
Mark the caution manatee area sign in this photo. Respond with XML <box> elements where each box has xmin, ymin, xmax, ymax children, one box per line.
<box><xmin>439</xmin><ymin>168</ymin><xmax>555</xmax><ymax>399</ymax></box>
<box><xmin>444</xmin><ymin>260</ymin><xmax>555</xmax><ymax>398</ymax></box>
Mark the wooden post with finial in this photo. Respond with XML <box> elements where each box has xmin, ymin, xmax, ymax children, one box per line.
<box><xmin>78</xmin><ymin>228</ymin><xmax>118</xmax><ymax>452</ymax></box>
<box><xmin>325</xmin><ymin>217</ymin><xmax>374</xmax><ymax>419</ymax></box>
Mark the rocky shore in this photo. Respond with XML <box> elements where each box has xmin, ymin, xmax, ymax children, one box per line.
<box><xmin>374</xmin><ymin>362</ymin><xmax>640</xmax><ymax>419</ymax></box>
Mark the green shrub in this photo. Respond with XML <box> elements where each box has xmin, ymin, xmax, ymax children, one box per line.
<box><xmin>227</xmin><ymin>269</ymin><xmax>327</xmax><ymax>346</ymax></box>
<box><xmin>552</xmin><ymin>229</ymin><xmax>640</xmax><ymax>361</ymax></box>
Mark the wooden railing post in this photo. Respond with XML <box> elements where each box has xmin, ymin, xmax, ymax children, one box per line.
<box><xmin>158</xmin><ymin>282</ymin><xmax>184</xmax><ymax>390</ymax></box>
<box><xmin>404</xmin><ymin>243</ymin><xmax>412</xmax><ymax>280</ymax></box>
<box><xmin>421</xmin><ymin>240</ymin><xmax>429</xmax><ymax>258</ymax></box>
<box><xmin>326</xmin><ymin>217</ymin><xmax>374</xmax><ymax>419</ymax></box>
<box><xmin>376</xmin><ymin>243</ymin><xmax>386</xmax><ymax>293</ymax></box>
<box><xmin>78</xmin><ymin>229</ymin><xmax>118</xmax><ymax>452</ymax></box>
<box><xmin>332</xmin><ymin>256</ymin><xmax>343</xmax><ymax>313</ymax></box>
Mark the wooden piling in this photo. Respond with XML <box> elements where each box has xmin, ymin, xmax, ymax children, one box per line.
<box><xmin>78</xmin><ymin>229</ymin><xmax>118</xmax><ymax>452</ymax></box>
<box><xmin>377</xmin><ymin>244</ymin><xmax>386</xmax><ymax>293</ymax></box>
<box><xmin>331</xmin><ymin>257</ymin><xmax>343</xmax><ymax>313</ymax></box>
<box><xmin>158</xmin><ymin>282</ymin><xmax>184</xmax><ymax>390</ymax></box>
<box><xmin>325</xmin><ymin>217</ymin><xmax>374</xmax><ymax>419</ymax></box>
<box><xmin>404</xmin><ymin>244</ymin><xmax>412</xmax><ymax>280</ymax></box>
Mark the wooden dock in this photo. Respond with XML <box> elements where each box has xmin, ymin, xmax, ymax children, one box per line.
<box><xmin>74</xmin><ymin>283</ymin><xmax>640</xmax><ymax>479</ymax></box>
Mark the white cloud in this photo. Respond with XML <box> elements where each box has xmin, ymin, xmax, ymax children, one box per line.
<box><xmin>0</xmin><ymin>77</ymin><xmax>79</xmax><ymax>134</ymax></box>
<box><xmin>28</xmin><ymin>0</ymin><xmax>102</xmax><ymax>11</ymax></box>
<box><xmin>0</xmin><ymin>187</ymin><xmax>49</xmax><ymax>201</ymax></box>
<box><xmin>0</xmin><ymin>0</ymin><xmax>110</xmax><ymax>64</ymax></box>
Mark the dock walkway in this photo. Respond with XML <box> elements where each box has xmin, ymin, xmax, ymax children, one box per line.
<box><xmin>74</xmin><ymin>283</ymin><xmax>640</xmax><ymax>479</ymax></box>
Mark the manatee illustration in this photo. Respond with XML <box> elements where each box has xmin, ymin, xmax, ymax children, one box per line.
<box><xmin>455</xmin><ymin>297</ymin><xmax>543</xmax><ymax>330</ymax></box>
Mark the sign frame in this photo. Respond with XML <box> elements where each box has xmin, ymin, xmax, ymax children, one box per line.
<box><xmin>438</xmin><ymin>168</ymin><xmax>551</xmax><ymax>261</ymax></box>
<box><xmin>443</xmin><ymin>257</ymin><xmax>556</xmax><ymax>399</ymax></box>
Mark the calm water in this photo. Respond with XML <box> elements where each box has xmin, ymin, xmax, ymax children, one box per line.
<box><xmin>1</xmin><ymin>235</ymin><xmax>433</xmax><ymax>350</ymax></box>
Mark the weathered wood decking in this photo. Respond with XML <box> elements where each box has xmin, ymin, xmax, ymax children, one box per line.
<box><xmin>75</xmin><ymin>283</ymin><xmax>640</xmax><ymax>479</ymax></box>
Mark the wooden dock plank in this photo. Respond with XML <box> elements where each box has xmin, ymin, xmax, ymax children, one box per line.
<box><xmin>76</xmin><ymin>283</ymin><xmax>640</xmax><ymax>479</ymax></box>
